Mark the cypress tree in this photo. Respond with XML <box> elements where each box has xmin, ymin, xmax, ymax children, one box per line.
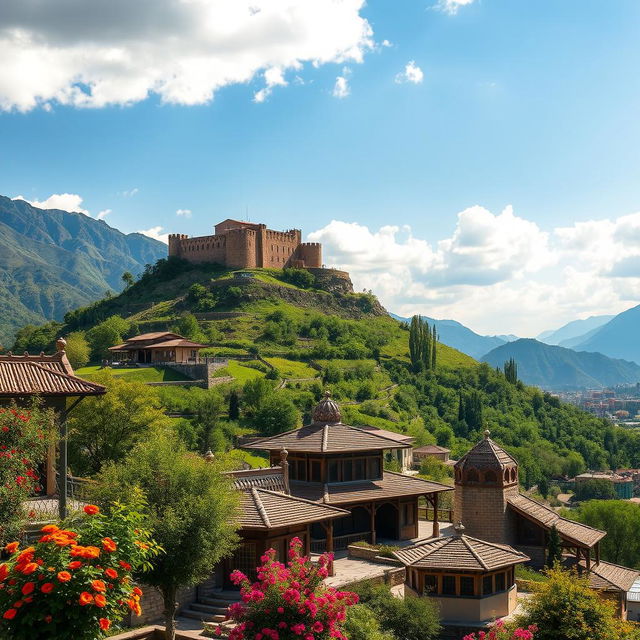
<box><xmin>431</xmin><ymin>324</ymin><xmax>437</xmax><ymax>370</ymax></box>
<box><xmin>228</xmin><ymin>389</ymin><xmax>240</xmax><ymax>420</ymax></box>
<box><xmin>546</xmin><ymin>525</ymin><xmax>563</xmax><ymax>568</ymax></box>
<box><xmin>504</xmin><ymin>358</ymin><xmax>518</xmax><ymax>384</ymax></box>
<box><xmin>409</xmin><ymin>315</ymin><xmax>422</xmax><ymax>373</ymax></box>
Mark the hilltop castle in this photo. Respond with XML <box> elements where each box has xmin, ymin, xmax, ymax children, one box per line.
<box><xmin>168</xmin><ymin>219</ymin><xmax>322</xmax><ymax>270</ymax></box>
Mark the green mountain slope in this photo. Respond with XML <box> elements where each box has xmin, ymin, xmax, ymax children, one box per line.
<box><xmin>481</xmin><ymin>338</ymin><xmax>640</xmax><ymax>389</ymax></box>
<box><xmin>0</xmin><ymin>195</ymin><xmax>166</xmax><ymax>345</ymax></box>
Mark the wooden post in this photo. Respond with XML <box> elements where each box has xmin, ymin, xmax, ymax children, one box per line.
<box><xmin>432</xmin><ymin>493</ymin><xmax>440</xmax><ymax>538</ymax></box>
<box><xmin>595</xmin><ymin>542</ymin><xmax>600</xmax><ymax>566</ymax></box>
<box><xmin>586</xmin><ymin>547</ymin><xmax>591</xmax><ymax>573</ymax></box>
<box><xmin>327</xmin><ymin>521</ymin><xmax>334</xmax><ymax>577</ymax></box>
<box><xmin>46</xmin><ymin>438</ymin><xmax>57</xmax><ymax>497</ymax></box>
<box><xmin>370</xmin><ymin>503</ymin><xmax>376</xmax><ymax>545</ymax></box>
<box><xmin>305</xmin><ymin>525</ymin><xmax>311</xmax><ymax>556</ymax></box>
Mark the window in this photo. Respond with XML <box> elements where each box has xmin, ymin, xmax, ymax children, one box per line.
<box><xmin>442</xmin><ymin>576</ymin><xmax>456</xmax><ymax>595</ymax></box>
<box><xmin>343</xmin><ymin>460</ymin><xmax>353</xmax><ymax>482</ymax></box>
<box><xmin>368</xmin><ymin>457</ymin><xmax>381</xmax><ymax>478</ymax></box>
<box><xmin>482</xmin><ymin>575</ymin><xmax>493</xmax><ymax>595</ymax></box>
<box><xmin>310</xmin><ymin>460</ymin><xmax>322</xmax><ymax>483</ymax></box>
<box><xmin>354</xmin><ymin>459</ymin><xmax>365</xmax><ymax>480</ymax></box>
<box><xmin>467</xmin><ymin>469</ymin><xmax>479</xmax><ymax>482</ymax></box>
<box><xmin>460</xmin><ymin>576</ymin><xmax>475</xmax><ymax>596</ymax></box>
<box><xmin>423</xmin><ymin>575</ymin><xmax>437</xmax><ymax>594</ymax></box>
<box><xmin>328</xmin><ymin>460</ymin><xmax>339</xmax><ymax>483</ymax></box>
<box><xmin>495</xmin><ymin>572</ymin><xmax>505</xmax><ymax>592</ymax></box>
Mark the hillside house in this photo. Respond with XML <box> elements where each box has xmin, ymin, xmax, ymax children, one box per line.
<box><xmin>108</xmin><ymin>332</ymin><xmax>206</xmax><ymax>364</ymax></box>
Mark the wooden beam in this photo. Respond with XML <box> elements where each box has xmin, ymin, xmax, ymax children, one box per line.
<box><xmin>370</xmin><ymin>502</ymin><xmax>376</xmax><ymax>545</ymax></box>
<box><xmin>432</xmin><ymin>492</ymin><xmax>440</xmax><ymax>538</ymax></box>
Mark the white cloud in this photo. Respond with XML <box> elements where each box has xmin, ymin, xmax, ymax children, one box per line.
<box><xmin>176</xmin><ymin>208</ymin><xmax>192</xmax><ymax>218</ymax></box>
<box><xmin>435</xmin><ymin>0</ymin><xmax>476</xmax><ymax>15</ymax></box>
<box><xmin>120</xmin><ymin>188</ymin><xmax>139</xmax><ymax>198</ymax></box>
<box><xmin>395</xmin><ymin>61</ymin><xmax>423</xmax><ymax>85</ymax></box>
<box><xmin>253</xmin><ymin>66</ymin><xmax>288</xmax><ymax>103</ymax></box>
<box><xmin>12</xmin><ymin>193</ymin><xmax>89</xmax><ymax>215</ymax></box>
<box><xmin>310</xmin><ymin>206</ymin><xmax>640</xmax><ymax>336</ymax></box>
<box><xmin>96</xmin><ymin>208</ymin><xmax>111</xmax><ymax>220</ymax></box>
<box><xmin>332</xmin><ymin>68</ymin><xmax>351</xmax><ymax>99</ymax></box>
<box><xmin>137</xmin><ymin>226</ymin><xmax>169</xmax><ymax>244</ymax></box>
<box><xmin>0</xmin><ymin>0</ymin><xmax>374</xmax><ymax>112</ymax></box>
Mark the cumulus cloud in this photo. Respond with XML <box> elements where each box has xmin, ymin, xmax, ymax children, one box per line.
<box><xmin>137</xmin><ymin>226</ymin><xmax>169</xmax><ymax>244</ymax></box>
<box><xmin>176</xmin><ymin>208</ymin><xmax>192</xmax><ymax>218</ymax></box>
<box><xmin>332</xmin><ymin>68</ymin><xmax>351</xmax><ymax>98</ymax></box>
<box><xmin>435</xmin><ymin>0</ymin><xmax>476</xmax><ymax>15</ymax></box>
<box><xmin>13</xmin><ymin>193</ymin><xmax>89</xmax><ymax>215</ymax></box>
<box><xmin>395</xmin><ymin>61</ymin><xmax>424</xmax><ymax>85</ymax></box>
<box><xmin>0</xmin><ymin>0</ymin><xmax>374</xmax><ymax>112</ymax></box>
<box><xmin>309</xmin><ymin>206</ymin><xmax>640</xmax><ymax>336</ymax></box>
<box><xmin>96</xmin><ymin>209</ymin><xmax>111</xmax><ymax>220</ymax></box>
<box><xmin>120</xmin><ymin>188</ymin><xmax>139</xmax><ymax>197</ymax></box>
<box><xmin>253</xmin><ymin>66</ymin><xmax>288</xmax><ymax>103</ymax></box>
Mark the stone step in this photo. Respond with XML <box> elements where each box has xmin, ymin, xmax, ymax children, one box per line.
<box><xmin>201</xmin><ymin>589</ymin><xmax>241</xmax><ymax>601</ymax></box>
<box><xmin>190</xmin><ymin>602</ymin><xmax>229</xmax><ymax>616</ymax></box>
<box><xmin>180</xmin><ymin>608</ymin><xmax>226</xmax><ymax>623</ymax></box>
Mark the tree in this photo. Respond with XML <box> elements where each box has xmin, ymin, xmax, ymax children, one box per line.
<box><xmin>409</xmin><ymin>315</ymin><xmax>432</xmax><ymax>373</ymax></box>
<box><xmin>574</xmin><ymin>478</ymin><xmax>616</xmax><ymax>502</ymax></box>
<box><xmin>419</xmin><ymin>456</ymin><xmax>452</xmax><ymax>483</ymax></box>
<box><xmin>228</xmin><ymin>389</ymin><xmax>240</xmax><ymax>420</ymax></box>
<box><xmin>431</xmin><ymin>324</ymin><xmax>437</xmax><ymax>370</ymax></box>
<box><xmin>515</xmin><ymin>567</ymin><xmax>632</xmax><ymax>640</ymax></box>
<box><xmin>91</xmin><ymin>434</ymin><xmax>240</xmax><ymax>640</ymax></box>
<box><xmin>538</xmin><ymin>476</ymin><xmax>549</xmax><ymax>499</ymax></box>
<box><xmin>282</xmin><ymin>267</ymin><xmax>315</xmax><ymax>289</ymax></box>
<box><xmin>67</xmin><ymin>371</ymin><xmax>171</xmax><ymax>476</ymax></box>
<box><xmin>345</xmin><ymin>605</ymin><xmax>395</xmax><ymax>640</ymax></box>
<box><xmin>86</xmin><ymin>315</ymin><xmax>130</xmax><ymax>360</ymax></box>
<box><xmin>242</xmin><ymin>378</ymin><xmax>274</xmax><ymax>415</ymax></box>
<box><xmin>64</xmin><ymin>331</ymin><xmax>90</xmax><ymax>369</ymax></box>
<box><xmin>121</xmin><ymin>271</ymin><xmax>135</xmax><ymax>289</ymax></box>
<box><xmin>173</xmin><ymin>313</ymin><xmax>205</xmax><ymax>342</ymax></box>
<box><xmin>546</xmin><ymin>525</ymin><xmax>562</xmax><ymax>568</ymax></box>
<box><xmin>192</xmin><ymin>390</ymin><xmax>224</xmax><ymax>451</ymax></box>
<box><xmin>253</xmin><ymin>394</ymin><xmax>300</xmax><ymax>436</ymax></box>
<box><xmin>504</xmin><ymin>358</ymin><xmax>518</xmax><ymax>384</ymax></box>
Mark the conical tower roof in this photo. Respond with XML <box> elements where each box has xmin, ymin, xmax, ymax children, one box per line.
<box><xmin>455</xmin><ymin>430</ymin><xmax>517</xmax><ymax>471</ymax></box>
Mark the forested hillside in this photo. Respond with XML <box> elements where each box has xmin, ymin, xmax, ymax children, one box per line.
<box><xmin>13</xmin><ymin>258</ymin><xmax>638</xmax><ymax>488</ymax></box>
<box><xmin>0</xmin><ymin>195</ymin><xmax>166</xmax><ymax>345</ymax></box>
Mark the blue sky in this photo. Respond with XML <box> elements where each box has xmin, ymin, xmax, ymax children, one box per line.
<box><xmin>2</xmin><ymin>0</ymin><xmax>640</xmax><ymax>335</ymax></box>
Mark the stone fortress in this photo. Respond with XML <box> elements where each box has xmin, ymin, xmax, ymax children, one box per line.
<box><xmin>168</xmin><ymin>218</ymin><xmax>322</xmax><ymax>270</ymax></box>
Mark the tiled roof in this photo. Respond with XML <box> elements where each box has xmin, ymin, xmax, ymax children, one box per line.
<box><xmin>507</xmin><ymin>494</ymin><xmax>605</xmax><ymax>548</ymax></box>
<box><xmin>139</xmin><ymin>339</ymin><xmax>206</xmax><ymax>349</ymax></box>
<box><xmin>413</xmin><ymin>445</ymin><xmax>450</xmax><ymax>454</ymax></box>
<box><xmin>356</xmin><ymin>425</ymin><xmax>414</xmax><ymax>443</ymax></box>
<box><xmin>226</xmin><ymin>467</ymin><xmax>287</xmax><ymax>492</ymax></box>
<box><xmin>394</xmin><ymin>534</ymin><xmax>529</xmax><ymax>572</ymax></box>
<box><xmin>290</xmin><ymin>471</ymin><xmax>452</xmax><ymax>505</ymax></box>
<box><xmin>455</xmin><ymin>433</ymin><xmax>517</xmax><ymax>471</ymax></box>
<box><xmin>238</xmin><ymin>488</ymin><xmax>348</xmax><ymax>530</ymax></box>
<box><xmin>245</xmin><ymin>423</ymin><xmax>412</xmax><ymax>454</ymax></box>
<box><xmin>0</xmin><ymin>355</ymin><xmax>106</xmax><ymax>397</ymax></box>
<box><xmin>125</xmin><ymin>332</ymin><xmax>181</xmax><ymax>342</ymax></box>
<box><xmin>564</xmin><ymin>557</ymin><xmax>639</xmax><ymax>592</ymax></box>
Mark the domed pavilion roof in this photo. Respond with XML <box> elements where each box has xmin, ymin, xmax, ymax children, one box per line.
<box><xmin>312</xmin><ymin>391</ymin><xmax>342</xmax><ymax>425</ymax></box>
<box><xmin>455</xmin><ymin>430</ymin><xmax>517</xmax><ymax>472</ymax></box>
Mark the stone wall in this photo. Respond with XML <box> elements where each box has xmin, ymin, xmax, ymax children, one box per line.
<box><xmin>128</xmin><ymin>584</ymin><xmax>196</xmax><ymax>627</ymax></box>
<box><xmin>165</xmin><ymin>361</ymin><xmax>227</xmax><ymax>389</ymax></box>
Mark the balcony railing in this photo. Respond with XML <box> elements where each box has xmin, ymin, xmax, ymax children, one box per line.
<box><xmin>310</xmin><ymin>531</ymin><xmax>372</xmax><ymax>554</ymax></box>
<box><xmin>418</xmin><ymin>507</ymin><xmax>454</xmax><ymax>522</ymax></box>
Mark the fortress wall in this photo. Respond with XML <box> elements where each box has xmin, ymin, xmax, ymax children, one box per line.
<box><xmin>226</xmin><ymin>228</ymin><xmax>257</xmax><ymax>268</ymax></box>
<box><xmin>296</xmin><ymin>242</ymin><xmax>322</xmax><ymax>268</ymax></box>
<box><xmin>171</xmin><ymin>234</ymin><xmax>227</xmax><ymax>264</ymax></box>
<box><xmin>264</xmin><ymin>228</ymin><xmax>301</xmax><ymax>269</ymax></box>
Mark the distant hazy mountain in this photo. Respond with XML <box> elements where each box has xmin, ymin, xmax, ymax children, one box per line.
<box><xmin>0</xmin><ymin>195</ymin><xmax>166</xmax><ymax>346</ymax></box>
<box><xmin>571</xmin><ymin>304</ymin><xmax>640</xmax><ymax>365</ymax></box>
<box><xmin>390</xmin><ymin>313</ymin><xmax>509</xmax><ymax>359</ymax></box>
<box><xmin>537</xmin><ymin>315</ymin><xmax>614</xmax><ymax>346</ymax></box>
<box><xmin>481</xmin><ymin>338</ymin><xmax>640</xmax><ymax>390</ymax></box>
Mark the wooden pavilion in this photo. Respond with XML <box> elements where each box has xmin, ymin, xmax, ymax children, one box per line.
<box><xmin>245</xmin><ymin>392</ymin><xmax>453</xmax><ymax>554</ymax></box>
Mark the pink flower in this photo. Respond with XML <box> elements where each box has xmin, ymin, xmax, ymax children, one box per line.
<box><xmin>312</xmin><ymin>621</ymin><xmax>324</xmax><ymax>632</ymax></box>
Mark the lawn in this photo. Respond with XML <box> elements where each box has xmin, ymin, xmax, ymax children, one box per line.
<box><xmin>75</xmin><ymin>365</ymin><xmax>190</xmax><ymax>382</ymax></box>
<box><xmin>264</xmin><ymin>357</ymin><xmax>318</xmax><ymax>378</ymax></box>
<box><xmin>223</xmin><ymin>360</ymin><xmax>266</xmax><ymax>383</ymax></box>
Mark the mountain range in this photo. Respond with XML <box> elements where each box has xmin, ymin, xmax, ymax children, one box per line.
<box><xmin>536</xmin><ymin>315</ymin><xmax>614</xmax><ymax>346</ymax></box>
<box><xmin>482</xmin><ymin>338</ymin><xmax>640</xmax><ymax>390</ymax></box>
<box><xmin>0</xmin><ymin>195</ymin><xmax>166</xmax><ymax>346</ymax></box>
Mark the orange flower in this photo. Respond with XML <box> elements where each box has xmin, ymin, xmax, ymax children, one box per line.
<box><xmin>5</xmin><ymin>542</ymin><xmax>19</xmax><ymax>554</ymax></box>
<box><xmin>0</xmin><ymin>564</ymin><xmax>8</xmax><ymax>582</ymax></box>
<box><xmin>91</xmin><ymin>580</ymin><xmax>107</xmax><ymax>593</ymax></box>
<box><xmin>99</xmin><ymin>618</ymin><xmax>111</xmax><ymax>631</ymax></box>
<box><xmin>133</xmin><ymin>586</ymin><xmax>143</xmax><ymax>596</ymax></box>
<box><xmin>68</xmin><ymin>561</ymin><xmax>83</xmax><ymax>570</ymax></box>
<box><xmin>78</xmin><ymin>591</ymin><xmax>94</xmax><ymax>606</ymax></box>
<box><xmin>82</xmin><ymin>546</ymin><xmax>100</xmax><ymax>559</ymax></box>
<box><xmin>40</xmin><ymin>525</ymin><xmax>59</xmax><ymax>534</ymax></box>
<box><xmin>21</xmin><ymin>563</ymin><xmax>38</xmax><ymax>576</ymax></box>
<box><xmin>119</xmin><ymin>561</ymin><xmax>132</xmax><ymax>570</ymax></box>
<box><xmin>21</xmin><ymin>582</ymin><xmax>34</xmax><ymax>596</ymax></box>
<box><xmin>2</xmin><ymin>609</ymin><xmax>17</xmax><ymax>620</ymax></box>
<box><xmin>104</xmin><ymin>568</ymin><xmax>118</xmax><ymax>579</ymax></box>
<box><xmin>94</xmin><ymin>594</ymin><xmax>107</xmax><ymax>608</ymax></box>
<box><xmin>83</xmin><ymin>504</ymin><xmax>100</xmax><ymax>515</ymax></box>
<box><xmin>102</xmin><ymin>537</ymin><xmax>117</xmax><ymax>552</ymax></box>
<box><xmin>57</xmin><ymin>571</ymin><xmax>72</xmax><ymax>583</ymax></box>
<box><xmin>41</xmin><ymin>583</ymin><xmax>55</xmax><ymax>594</ymax></box>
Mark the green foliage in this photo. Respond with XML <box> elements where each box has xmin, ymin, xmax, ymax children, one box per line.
<box><xmin>409</xmin><ymin>315</ymin><xmax>434</xmax><ymax>373</ymax></box>
<box><xmin>86</xmin><ymin>315</ymin><xmax>130</xmax><ymax>360</ymax></box>
<box><xmin>504</xmin><ymin>357</ymin><xmax>518</xmax><ymax>384</ymax></box>
<box><xmin>187</xmin><ymin>283</ymin><xmax>217</xmax><ymax>311</ymax></box>
<box><xmin>282</xmin><ymin>267</ymin><xmax>315</xmax><ymax>289</ymax></box>
<box><xmin>191</xmin><ymin>390</ymin><xmax>225</xmax><ymax>452</ymax></box>
<box><xmin>253</xmin><ymin>394</ymin><xmax>300</xmax><ymax>435</ymax></box>
<box><xmin>344</xmin><ymin>604</ymin><xmax>395</xmax><ymax>640</ymax></box>
<box><xmin>546</xmin><ymin>525</ymin><xmax>562</xmax><ymax>568</ymax></box>
<box><xmin>121</xmin><ymin>271</ymin><xmax>135</xmax><ymax>288</ymax></box>
<box><xmin>515</xmin><ymin>564</ymin><xmax>549</xmax><ymax>584</ymax></box>
<box><xmin>516</xmin><ymin>567</ymin><xmax>633</xmax><ymax>640</ymax></box>
<box><xmin>419</xmin><ymin>456</ymin><xmax>453</xmax><ymax>483</ymax></box>
<box><xmin>567</xmin><ymin>500</ymin><xmax>640</xmax><ymax>568</ymax></box>
<box><xmin>242</xmin><ymin>377</ymin><xmax>275</xmax><ymax>415</ymax></box>
<box><xmin>574</xmin><ymin>479</ymin><xmax>616</xmax><ymax>501</ymax></box>
<box><xmin>538</xmin><ymin>476</ymin><xmax>549</xmax><ymax>499</ymax></box>
<box><xmin>90</xmin><ymin>434</ymin><xmax>240</xmax><ymax>640</ymax></box>
<box><xmin>228</xmin><ymin>389</ymin><xmax>240</xmax><ymax>420</ymax></box>
<box><xmin>12</xmin><ymin>322</ymin><xmax>61</xmax><ymax>353</ymax></box>
<box><xmin>172</xmin><ymin>313</ymin><xmax>206</xmax><ymax>342</ymax></box>
<box><xmin>64</xmin><ymin>331</ymin><xmax>90</xmax><ymax>369</ymax></box>
<box><xmin>351</xmin><ymin>581</ymin><xmax>441</xmax><ymax>640</ymax></box>
<box><xmin>67</xmin><ymin>371</ymin><xmax>171</xmax><ymax>476</ymax></box>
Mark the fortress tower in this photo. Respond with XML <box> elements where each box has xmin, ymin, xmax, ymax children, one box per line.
<box><xmin>167</xmin><ymin>219</ymin><xmax>322</xmax><ymax>270</ymax></box>
<box><xmin>454</xmin><ymin>430</ymin><xmax>520</xmax><ymax>544</ymax></box>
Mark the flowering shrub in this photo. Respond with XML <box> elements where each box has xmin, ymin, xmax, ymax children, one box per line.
<box><xmin>219</xmin><ymin>537</ymin><xmax>358</xmax><ymax>640</ymax></box>
<box><xmin>0</xmin><ymin>501</ymin><xmax>161</xmax><ymax>640</ymax></box>
<box><xmin>463</xmin><ymin>619</ymin><xmax>538</xmax><ymax>640</ymax></box>
<box><xmin>0</xmin><ymin>404</ymin><xmax>52</xmax><ymax>545</ymax></box>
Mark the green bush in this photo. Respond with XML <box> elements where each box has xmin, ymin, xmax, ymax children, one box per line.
<box><xmin>344</xmin><ymin>604</ymin><xmax>394</xmax><ymax>640</ymax></box>
<box><xmin>282</xmin><ymin>267</ymin><xmax>315</xmax><ymax>289</ymax></box>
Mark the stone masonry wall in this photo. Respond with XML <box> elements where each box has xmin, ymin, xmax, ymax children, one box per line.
<box><xmin>128</xmin><ymin>585</ymin><xmax>196</xmax><ymax>627</ymax></box>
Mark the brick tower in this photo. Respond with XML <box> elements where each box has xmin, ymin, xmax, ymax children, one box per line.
<box><xmin>454</xmin><ymin>430</ymin><xmax>520</xmax><ymax>544</ymax></box>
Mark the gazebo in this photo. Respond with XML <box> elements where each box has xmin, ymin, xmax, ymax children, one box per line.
<box><xmin>394</xmin><ymin>522</ymin><xmax>529</xmax><ymax>626</ymax></box>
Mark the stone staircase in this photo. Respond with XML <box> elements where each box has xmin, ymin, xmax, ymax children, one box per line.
<box><xmin>180</xmin><ymin>580</ymin><xmax>240</xmax><ymax>625</ymax></box>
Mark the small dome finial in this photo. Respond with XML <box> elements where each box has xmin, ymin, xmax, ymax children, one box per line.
<box><xmin>483</xmin><ymin>429</ymin><xmax>491</xmax><ymax>439</ymax></box>
<box><xmin>280</xmin><ymin>447</ymin><xmax>288</xmax><ymax>462</ymax></box>
<box><xmin>312</xmin><ymin>390</ymin><xmax>341</xmax><ymax>425</ymax></box>
<box><xmin>56</xmin><ymin>337</ymin><xmax>67</xmax><ymax>353</ymax></box>
<box><xmin>454</xmin><ymin>521</ymin><xmax>466</xmax><ymax>536</ymax></box>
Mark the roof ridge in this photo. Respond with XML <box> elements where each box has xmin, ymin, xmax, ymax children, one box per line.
<box><xmin>322</xmin><ymin>424</ymin><xmax>329</xmax><ymax>453</ymax></box>
<box><xmin>255</xmin><ymin>488</ymin><xmax>347</xmax><ymax>513</ymax></box>
<box><xmin>464</xmin><ymin>535</ymin><xmax>526</xmax><ymax>557</ymax></box>
<box><xmin>22</xmin><ymin>361</ymin><xmax>106</xmax><ymax>390</ymax></box>
<box><xmin>345</xmin><ymin>424</ymin><xmax>412</xmax><ymax>447</ymax></box>
<box><xmin>461</xmin><ymin>536</ymin><xmax>489</xmax><ymax>570</ymax></box>
<box><xmin>251</xmin><ymin>488</ymin><xmax>271</xmax><ymax>528</ymax></box>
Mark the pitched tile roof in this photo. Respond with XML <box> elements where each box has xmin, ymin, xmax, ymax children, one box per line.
<box><xmin>394</xmin><ymin>533</ymin><xmax>529</xmax><ymax>572</ymax></box>
<box><xmin>226</xmin><ymin>467</ymin><xmax>287</xmax><ymax>492</ymax></box>
<box><xmin>455</xmin><ymin>432</ymin><xmax>517</xmax><ymax>471</ymax></box>
<box><xmin>139</xmin><ymin>339</ymin><xmax>206</xmax><ymax>349</ymax></box>
<box><xmin>290</xmin><ymin>471</ymin><xmax>452</xmax><ymax>505</ymax></box>
<box><xmin>238</xmin><ymin>488</ymin><xmax>348</xmax><ymax>530</ymax></box>
<box><xmin>564</xmin><ymin>557</ymin><xmax>640</xmax><ymax>592</ymax></box>
<box><xmin>246</xmin><ymin>423</ymin><xmax>412</xmax><ymax>454</ymax></box>
<box><xmin>125</xmin><ymin>332</ymin><xmax>182</xmax><ymax>342</ymax></box>
<box><xmin>507</xmin><ymin>494</ymin><xmax>606</xmax><ymax>548</ymax></box>
<box><xmin>413</xmin><ymin>445</ymin><xmax>450</xmax><ymax>454</ymax></box>
<box><xmin>356</xmin><ymin>425</ymin><xmax>414</xmax><ymax>443</ymax></box>
<box><xmin>0</xmin><ymin>354</ymin><xmax>106</xmax><ymax>398</ymax></box>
